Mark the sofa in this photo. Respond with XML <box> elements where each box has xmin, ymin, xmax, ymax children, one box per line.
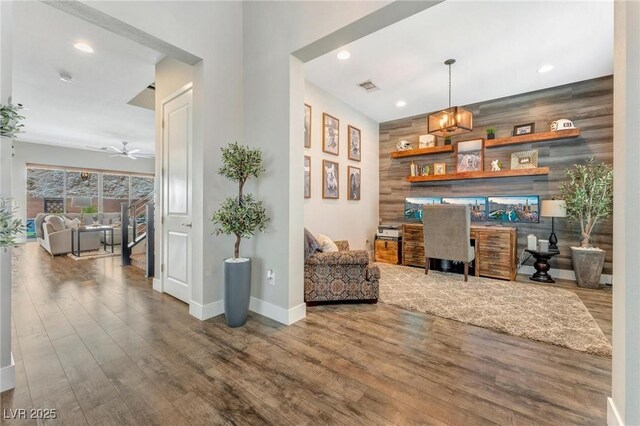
<box><xmin>36</xmin><ymin>214</ymin><xmax>100</xmax><ymax>255</ymax></box>
<box><xmin>304</xmin><ymin>240</ymin><xmax>380</xmax><ymax>304</ymax></box>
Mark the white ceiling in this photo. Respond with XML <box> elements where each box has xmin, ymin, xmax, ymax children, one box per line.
<box><xmin>304</xmin><ymin>1</ymin><xmax>613</xmax><ymax>123</ymax></box>
<box><xmin>12</xmin><ymin>1</ymin><xmax>163</xmax><ymax>153</ymax></box>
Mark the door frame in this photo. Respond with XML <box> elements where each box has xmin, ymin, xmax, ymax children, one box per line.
<box><xmin>153</xmin><ymin>82</ymin><xmax>194</xmax><ymax>304</ymax></box>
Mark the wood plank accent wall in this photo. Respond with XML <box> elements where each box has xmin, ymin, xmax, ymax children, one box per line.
<box><xmin>379</xmin><ymin>76</ymin><xmax>613</xmax><ymax>274</ymax></box>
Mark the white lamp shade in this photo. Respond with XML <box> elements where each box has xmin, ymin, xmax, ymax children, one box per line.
<box><xmin>71</xmin><ymin>196</ymin><xmax>92</xmax><ymax>208</ymax></box>
<box><xmin>541</xmin><ymin>199</ymin><xmax>567</xmax><ymax>218</ymax></box>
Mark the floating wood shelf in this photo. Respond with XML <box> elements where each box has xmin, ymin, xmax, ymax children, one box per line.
<box><xmin>485</xmin><ymin>128</ymin><xmax>581</xmax><ymax>148</ymax></box>
<box><xmin>390</xmin><ymin>145</ymin><xmax>454</xmax><ymax>159</ymax></box>
<box><xmin>406</xmin><ymin>167</ymin><xmax>550</xmax><ymax>183</ymax></box>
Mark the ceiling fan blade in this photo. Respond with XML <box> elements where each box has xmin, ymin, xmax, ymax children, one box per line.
<box><xmin>127</xmin><ymin>154</ymin><xmax>138</xmax><ymax>160</ymax></box>
<box><xmin>133</xmin><ymin>153</ymin><xmax>155</xmax><ymax>158</ymax></box>
<box><xmin>107</xmin><ymin>146</ymin><xmax>124</xmax><ymax>153</ymax></box>
<box><xmin>128</xmin><ymin>149</ymin><xmax>141</xmax><ymax>154</ymax></box>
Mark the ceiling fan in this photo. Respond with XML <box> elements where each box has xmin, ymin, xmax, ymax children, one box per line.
<box><xmin>87</xmin><ymin>141</ymin><xmax>154</xmax><ymax>160</ymax></box>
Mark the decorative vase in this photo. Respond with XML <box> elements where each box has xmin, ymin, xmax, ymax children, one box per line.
<box><xmin>571</xmin><ymin>247</ymin><xmax>605</xmax><ymax>289</ymax></box>
<box><xmin>487</xmin><ymin>133</ymin><xmax>495</xmax><ymax>140</ymax></box>
<box><xmin>224</xmin><ymin>258</ymin><xmax>252</xmax><ymax>327</ymax></box>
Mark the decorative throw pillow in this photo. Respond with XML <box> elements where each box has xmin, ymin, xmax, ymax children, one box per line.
<box><xmin>45</xmin><ymin>215</ymin><xmax>65</xmax><ymax>232</ymax></box>
<box><xmin>316</xmin><ymin>233</ymin><xmax>339</xmax><ymax>253</ymax></box>
<box><xmin>303</xmin><ymin>228</ymin><xmax>321</xmax><ymax>260</ymax></box>
<box><xmin>63</xmin><ymin>217</ymin><xmax>81</xmax><ymax>229</ymax></box>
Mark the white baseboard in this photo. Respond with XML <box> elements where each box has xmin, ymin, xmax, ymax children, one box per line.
<box><xmin>607</xmin><ymin>397</ymin><xmax>624</xmax><ymax>426</ymax></box>
<box><xmin>0</xmin><ymin>353</ymin><xmax>15</xmax><ymax>392</ymax></box>
<box><xmin>152</xmin><ymin>278</ymin><xmax>162</xmax><ymax>293</ymax></box>
<box><xmin>189</xmin><ymin>299</ymin><xmax>224</xmax><ymax>320</ymax></box>
<box><xmin>249</xmin><ymin>297</ymin><xmax>306</xmax><ymax>325</ymax></box>
<box><xmin>519</xmin><ymin>266</ymin><xmax>613</xmax><ymax>285</ymax></box>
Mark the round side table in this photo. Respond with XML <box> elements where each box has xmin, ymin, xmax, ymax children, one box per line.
<box><xmin>525</xmin><ymin>249</ymin><xmax>560</xmax><ymax>283</ymax></box>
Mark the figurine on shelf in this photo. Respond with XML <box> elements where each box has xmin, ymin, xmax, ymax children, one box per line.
<box><xmin>491</xmin><ymin>159</ymin><xmax>503</xmax><ymax>171</ymax></box>
<box><xmin>397</xmin><ymin>139</ymin><xmax>412</xmax><ymax>151</ymax></box>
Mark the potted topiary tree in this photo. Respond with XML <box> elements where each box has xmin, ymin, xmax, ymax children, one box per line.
<box><xmin>0</xmin><ymin>103</ymin><xmax>25</xmax><ymax>138</ymax></box>
<box><xmin>559</xmin><ymin>158</ymin><xmax>613</xmax><ymax>288</ymax></box>
<box><xmin>211</xmin><ymin>143</ymin><xmax>269</xmax><ymax>327</ymax></box>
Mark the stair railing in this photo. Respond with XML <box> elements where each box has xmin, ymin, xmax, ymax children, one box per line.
<box><xmin>121</xmin><ymin>191</ymin><xmax>155</xmax><ymax>277</ymax></box>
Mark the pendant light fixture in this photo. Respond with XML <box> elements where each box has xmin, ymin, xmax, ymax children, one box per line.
<box><xmin>427</xmin><ymin>59</ymin><xmax>473</xmax><ymax>138</ymax></box>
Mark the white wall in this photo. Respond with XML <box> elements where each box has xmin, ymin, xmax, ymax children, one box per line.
<box><xmin>50</xmin><ymin>1</ymin><xmax>432</xmax><ymax>324</ymax></box>
<box><xmin>304</xmin><ymin>81</ymin><xmax>379</xmax><ymax>249</ymax></box>
<box><xmin>610</xmin><ymin>1</ymin><xmax>640</xmax><ymax>425</ymax></box>
<box><xmin>0</xmin><ymin>0</ymin><xmax>14</xmax><ymax>392</ymax></box>
<box><xmin>81</xmin><ymin>1</ymin><xmax>244</xmax><ymax>319</ymax></box>
<box><xmin>12</xmin><ymin>141</ymin><xmax>154</xmax><ymax>233</ymax></box>
<box><xmin>243</xmin><ymin>1</ymin><xmax>393</xmax><ymax>322</ymax></box>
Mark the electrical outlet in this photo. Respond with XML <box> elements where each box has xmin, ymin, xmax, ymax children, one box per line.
<box><xmin>267</xmin><ymin>269</ymin><xmax>275</xmax><ymax>285</ymax></box>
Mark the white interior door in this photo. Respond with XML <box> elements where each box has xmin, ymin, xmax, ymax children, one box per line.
<box><xmin>161</xmin><ymin>86</ymin><xmax>192</xmax><ymax>303</ymax></box>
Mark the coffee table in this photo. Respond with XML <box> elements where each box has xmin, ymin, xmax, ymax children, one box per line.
<box><xmin>71</xmin><ymin>226</ymin><xmax>115</xmax><ymax>257</ymax></box>
<box><xmin>525</xmin><ymin>249</ymin><xmax>560</xmax><ymax>283</ymax></box>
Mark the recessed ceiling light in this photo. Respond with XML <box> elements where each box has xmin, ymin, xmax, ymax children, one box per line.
<box><xmin>396</xmin><ymin>100</ymin><xmax>407</xmax><ymax>107</ymax></box>
<box><xmin>337</xmin><ymin>50</ymin><xmax>350</xmax><ymax>60</ymax></box>
<box><xmin>59</xmin><ymin>73</ymin><xmax>73</xmax><ymax>83</ymax></box>
<box><xmin>74</xmin><ymin>42</ymin><xmax>94</xmax><ymax>53</ymax></box>
<box><xmin>538</xmin><ymin>64</ymin><xmax>554</xmax><ymax>73</ymax></box>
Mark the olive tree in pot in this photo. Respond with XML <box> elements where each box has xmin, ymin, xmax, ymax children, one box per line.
<box><xmin>559</xmin><ymin>158</ymin><xmax>613</xmax><ymax>288</ymax></box>
<box><xmin>211</xmin><ymin>143</ymin><xmax>269</xmax><ymax>327</ymax></box>
<box><xmin>1</xmin><ymin>198</ymin><xmax>24</xmax><ymax>315</ymax></box>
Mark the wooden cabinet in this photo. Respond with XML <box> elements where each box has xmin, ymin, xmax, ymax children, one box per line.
<box><xmin>402</xmin><ymin>225</ymin><xmax>425</xmax><ymax>267</ymax></box>
<box><xmin>375</xmin><ymin>238</ymin><xmax>401</xmax><ymax>265</ymax></box>
<box><xmin>402</xmin><ymin>224</ymin><xmax>517</xmax><ymax>281</ymax></box>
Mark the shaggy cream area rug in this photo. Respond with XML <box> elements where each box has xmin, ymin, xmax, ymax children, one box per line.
<box><xmin>67</xmin><ymin>247</ymin><xmax>120</xmax><ymax>261</ymax></box>
<box><xmin>378</xmin><ymin>263</ymin><xmax>612</xmax><ymax>357</ymax></box>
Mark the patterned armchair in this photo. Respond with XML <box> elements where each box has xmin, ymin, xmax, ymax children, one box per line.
<box><xmin>304</xmin><ymin>240</ymin><xmax>380</xmax><ymax>305</ymax></box>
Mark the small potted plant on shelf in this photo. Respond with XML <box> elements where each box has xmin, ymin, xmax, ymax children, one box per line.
<box><xmin>211</xmin><ymin>142</ymin><xmax>270</xmax><ymax>327</ymax></box>
<box><xmin>444</xmin><ymin>136</ymin><xmax>452</xmax><ymax>146</ymax></box>
<box><xmin>0</xmin><ymin>103</ymin><xmax>25</xmax><ymax>139</ymax></box>
<box><xmin>486</xmin><ymin>128</ymin><xmax>496</xmax><ymax>140</ymax></box>
<box><xmin>559</xmin><ymin>158</ymin><xmax>613</xmax><ymax>288</ymax></box>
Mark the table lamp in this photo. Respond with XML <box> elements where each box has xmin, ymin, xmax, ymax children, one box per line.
<box><xmin>540</xmin><ymin>199</ymin><xmax>566</xmax><ymax>251</ymax></box>
<box><xmin>71</xmin><ymin>196</ymin><xmax>92</xmax><ymax>210</ymax></box>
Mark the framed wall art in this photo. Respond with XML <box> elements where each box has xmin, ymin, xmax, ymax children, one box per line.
<box><xmin>434</xmin><ymin>162</ymin><xmax>446</xmax><ymax>175</ymax></box>
<box><xmin>347</xmin><ymin>166</ymin><xmax>361</xmax><ymax>200</ymax></box>
<box><xmin>348</xmin><ymin>125</ymin><xmax>361</xmax><ymax>161</ymax></box>
<box><xmin>511</xmin><ymin>149</ymin><xmax>539</xmax><ymax>169</ymax></box>
<box><xmin>322</xmin><ymin>160</ymin><xmax>339</xmax><ymax>199</ymax></box>
<box><xmin>456</xmin><ymin>138</ymin><xmax>484</xmax><ymax>173</ymax></box>
<box><xmin>322</xmin><ymin>113</ymin><xmax>339</xmax><ymax>155</ymax></box>
<box><xmin>513</xmin><ymin>122</ymin><xmax>535</xmax><ymax>136</ymax></box>
<box><xmin>304</xmin><ymin>156</ymin><xmax>311</xmax><ymax>198</ymax></box>
<box><xmin>304</xmin><ymin>104</ymin><xmax>312</xmax><ymax>148</ymax></box>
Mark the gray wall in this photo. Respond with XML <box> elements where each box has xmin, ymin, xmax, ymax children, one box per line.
<box><xmin>379</xmin><ymin>76</ymin><xmax>613</xmax><ymax>274</ymax></box>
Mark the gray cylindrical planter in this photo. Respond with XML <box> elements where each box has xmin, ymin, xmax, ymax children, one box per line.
<box><xmin>224</xmin><ymin>258</ymin><xmax>252</xmax><ymax>327</ymax></box>
<box><xmin>571</xmin><ymin>247</ymin><xmax>605</xmax><ymax>289</ymax></box>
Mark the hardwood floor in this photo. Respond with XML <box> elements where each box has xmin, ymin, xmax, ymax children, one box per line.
<box><xmin>2</xmin><ymin>243</ymin><xmax>611</xmax><ymax>425</ymax></box>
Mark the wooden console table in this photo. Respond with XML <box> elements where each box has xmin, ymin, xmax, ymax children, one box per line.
<box><xmin>402</xmin><ymin>223</ymin><xmax>518</xmax><ymax>281</ymax></box>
